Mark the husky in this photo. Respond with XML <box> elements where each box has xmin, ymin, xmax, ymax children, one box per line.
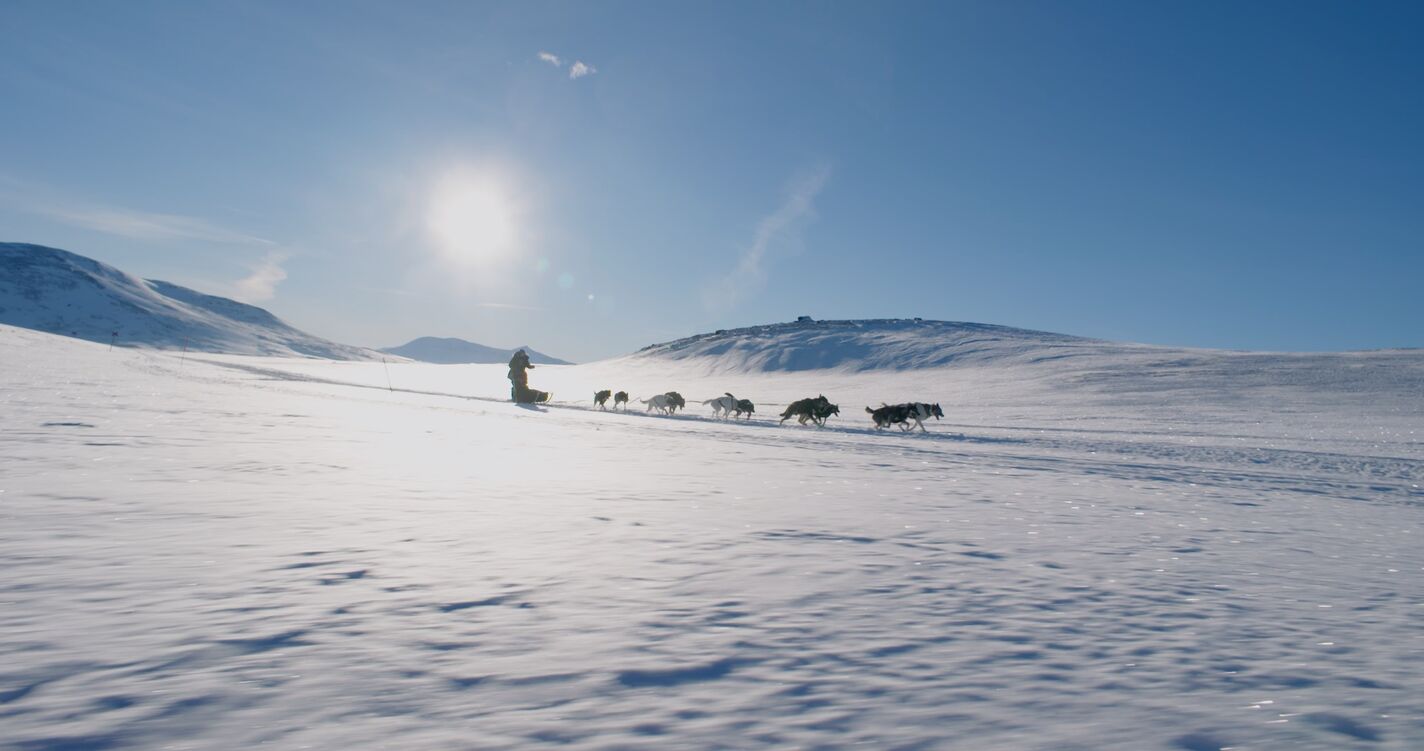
<box><xmin>780</xmin><ymin>394</ymin><xmax>839</xmax><ymax>427</ymax></box>
<box><xmin>867</xmin><ymin>403</ymin><xmax>919</xmax><ymax>431</ymax></box>
<box><xmin>664</xmin><ymin>391</ymin><xmax>687</xmax><ymax>414</ymax></box>
<box><xmin>733</xmin><ymin>398</ymin><xmax>755</xmax><ymax>419</ymax></box>
<box><xmin>701</xmin><ymin>392</ymin><xmax>738</xmax><ymax>418</ymax></box>
<box><xmin>866</xmin><ymin>403</ymin><xmax>903</xmax><ymax>430</ymax></box>
<box><xmin>613</xmin><ymin>391</ymin><xmax>629</xmax><ymax>410</ymax></box>
<box><xmin>594</xmin><ymin>390</ymin><xmax>612</xmax><ymax>410</ymax></box>
<box><xmin>640</xmin><ymin>394</ymin><xmax>674</xmax><ymax>414</ymax></box>
<box><xmin>866</xmin><ymin>402</ymin><xmax>944</xmax><ymax>432</ymax></box>
<box><xmin>640</xmin><ymin>396</ymin><xmax>672</xmax><ymax>413</ymax></box>
<box><xmin>909</xmin><ymin>402</ymin><xmax>945</xmax><ymax>431</ymax></box>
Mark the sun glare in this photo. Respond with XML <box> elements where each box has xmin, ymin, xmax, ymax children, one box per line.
<box><xmin>427</xmin><ymin>173</ymin><xmax>519</xmax><ymax>265</ymax></box>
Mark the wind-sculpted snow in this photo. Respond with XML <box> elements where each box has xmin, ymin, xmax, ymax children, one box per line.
<box><xmin>0</xmin><ymin>243</ymin><xmax>383</xmax><ymax>359</ymax></box>
<box><xmin>2</xmin><ymin>324</ymin><xmax>1422</xmax><ymax>750</ymax></box>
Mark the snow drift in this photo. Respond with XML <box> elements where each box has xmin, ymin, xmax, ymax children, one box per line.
<box><xmin>0</xmin><ymin>242</ymin><xmax>383</xmax><ymax>359</ymax></box>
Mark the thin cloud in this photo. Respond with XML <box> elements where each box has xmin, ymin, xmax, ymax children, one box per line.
<box><xmin>232</xmin><ymin>251</ymin><xmax>288</xmax><ymax>303</ymax></box>
<box><xmin>1</xmin><ymin>183</ymin><xmax>274</xmax><ymax>246</ymax></box>
<box><xmin>704</xmin><ymin>164</ymin><xmax>832</xmax><ymax>313</ymax></box>
<box><xmin>474</xmin><ymin>301</ymin><xmax>542</xmax><ymax>311</ymax></box>
<box><xmin>537</xmin><ymin>51</ymin><xmax>596</xmax><ymax>80</ymax></box>
<box><xmin>41</xmin><ymin>205</ymin><xmax>275</xmax><ymax>245</ymax></box>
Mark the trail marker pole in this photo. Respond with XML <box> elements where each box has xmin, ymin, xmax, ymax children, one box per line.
<box><xmin>382</xmin><ymin>357</ymin><xmax>393</xmax><ymax>392</ymax></box>
<box><xmin>109</xmin><ymin>331</ymin><xmax>117</xmax><ymax>351</ymax></box>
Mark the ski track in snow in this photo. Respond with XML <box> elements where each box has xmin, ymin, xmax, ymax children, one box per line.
<box><xmin>2</xmin><ymin>325</ymin><xmax>1422</xmax><ymax>750</ymax></box>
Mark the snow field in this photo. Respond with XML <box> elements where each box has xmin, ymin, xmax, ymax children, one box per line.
<box><xmin>1</xmin><ymin>324</ymin><xmax>1421</xmax><ymax>749</ymax></box>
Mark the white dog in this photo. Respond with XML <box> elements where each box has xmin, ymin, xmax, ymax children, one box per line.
<box><xmin>701</xmin><ymin>392</ymin><xmax>738</xmax><ymax>418</ymax></box>
<box><xmin>639</xmin><ymin>394</ymin><xmax>674</xmax><ymax>414</ymax></box>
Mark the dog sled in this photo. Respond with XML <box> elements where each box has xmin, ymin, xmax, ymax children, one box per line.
<box><xmin>508</xmin><ymin>349</ymin><xmax>550</xmax><ymax>404</ymax></box>
<box><xmin>512</xmin><ymin>385</ymin><xmax>552</xmax><ymax>404</ymax></box>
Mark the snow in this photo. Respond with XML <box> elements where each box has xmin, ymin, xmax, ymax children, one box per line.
<box><xmin>0</xmin><ymin>243</ymin><xmax>383</xmax><ymax>360</ymax></box>
<box><xmin>632</xmin><ymin>318</ymin><xmax>1106</xmax><ymax>371</ymax></box>
<box><xmin>2</xmin><ymin>322</ymin><xmax>1422</xmax><ymax>750</ymax></box>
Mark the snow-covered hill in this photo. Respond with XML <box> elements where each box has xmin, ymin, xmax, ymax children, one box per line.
<box><xmin>630</xmin><ymin>318</ymin><xmax>1111</xmax><ymax>372</ymax></box>
<box><xmin>381</xmin><ymin>336</ymin><xmax>571</xmax><ymax>365</ymax></box>
<box><xmin>0</xmin><ymin>242</ymin><xmax>383</xmax><ymax>359</ymax></box>
<box><xmin>620</xmin><ymin>317</ymin><xmax>1424</xmax><ymax>406</ymax></box>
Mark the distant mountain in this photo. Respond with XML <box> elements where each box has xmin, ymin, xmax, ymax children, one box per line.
<box><xmin>627</xmin><ymin>318</ymin><xmax>1112</xmax><ymax>372</ymax></box>
<box><xmin>381</xmin><ymin>336</ymin><xmax>571</xmax><ymax>365</ymax></box>
<box><xmin>0</xmin><ymin>242</ymin><xmax>383</xmax><ymax>360</ymax></box>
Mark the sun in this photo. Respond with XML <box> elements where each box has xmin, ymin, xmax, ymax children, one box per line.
<box><xmin>426</xmin><ymin>173</ymin><xmax>520</xmax><ymax>265</ymax></box>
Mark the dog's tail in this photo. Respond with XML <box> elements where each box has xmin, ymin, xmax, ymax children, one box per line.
<box><xmin>865</xmin><ymin>406</ymin><xmax>876</xmax><ymax>414</ymax></box>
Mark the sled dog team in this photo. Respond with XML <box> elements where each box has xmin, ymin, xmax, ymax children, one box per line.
<box><xmin>593</xmin><ymin>388</ymin><xmax>943</xmax><ymax>432</ymax></box>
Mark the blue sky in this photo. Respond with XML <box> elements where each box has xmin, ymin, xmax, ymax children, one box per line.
<box><xmin>2</xmin><ymin>0</ymin><xmax>1420</xmax><ymax>361</ymax></box>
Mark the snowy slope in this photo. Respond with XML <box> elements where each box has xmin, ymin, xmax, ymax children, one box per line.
<box><xmin>3</xmin><ymin>322</ymin><xmax>1421</xmax><ymax>750</ymax></box>
<box><xmin>381</xmin><ymin>336</ymin><xmax>571</xmax><ymax>365</ymax></box>
<box><xmin>0</xmin><ymin>242</ymin><xmax>383</xmax><ymax>359</ymax></box>
<box><xmin>617</xmin><ymin>319</ymin><xmax>1424</xmax><ymax>420</ymax></box>
<box><xmin>629</xmin><ymin>318</ymin><xmax>1424</xmax><ymax>389</ymax></box>
<box><xmin>629</xmin><ymin>318</ymin><xmax>1117</xmax><ymax>371</ymax></box>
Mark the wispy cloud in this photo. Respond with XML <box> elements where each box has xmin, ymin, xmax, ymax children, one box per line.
<box><xmin>39</xmin><ymin>205</ymin><xmax>275</xmax><ymax>245</ymax></box>
<box><xmin>474</xmin><ymin>301</ymin><xmax>542</xmax><ymax>311</ymax></box>
<box><xmin>704</xmin><ymin>164</ymin><xmax>832</xmax><ymax>313</ymax></box>
<box><xmin>1</xmin><ymin>183</ymin><xmax>275</xmax><ymax>246</ymax></box>
<box><xmin>537</xmin><ymin>50</ymin><xmax>597</xmax><ymax>80</ymax></box>
<box><xmin>232</xmin><ymin>251</ymin><xmax>288</xmax><ymax>303</ymax></box>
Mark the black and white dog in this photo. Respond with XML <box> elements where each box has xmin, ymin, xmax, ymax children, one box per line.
<box><xmin>613</xmin><ymin>391</ymin><xmax>630</xmax><ymax>410</ymax></box>
<box><xmin>733</xmin><ymin>398</ymin><xmax>755</xmax><ymax>419</ymax></box>
<box><xmin>866</xmin><ymin>402</ymin><xmax>944</xmax><ymax>432</ymax></box>
<box><xmin>701</xmin><ymin>392</ymin><xmax>738</xmax><ymax>418</ymax></box>
<box><xmin>594</xmin><ymin>389</ymin><xmax>612</xmax><ymax>410</ymax></box>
